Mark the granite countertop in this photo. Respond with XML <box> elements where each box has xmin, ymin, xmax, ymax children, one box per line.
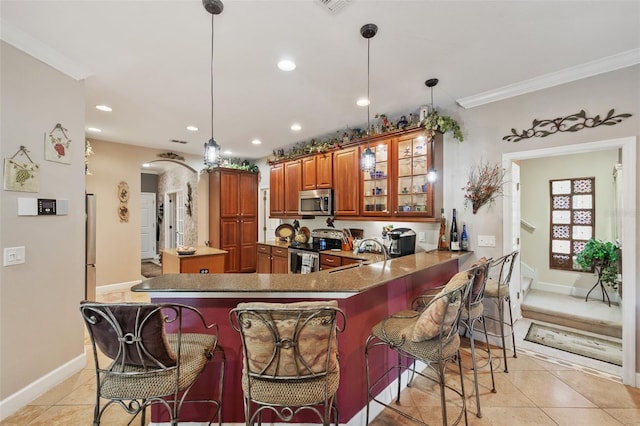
<box><xmin>162</xmin><ymin>246</ymin><xmax>227</xmax><ymax>257</ymax></box>
<box><xmin>258</xmin><ymin>240</ymin><xmax>381</xmax><ymax>262</ymax></box>
<box><xmin>133</xmin><ymin>250</ymin><xmax>471</xmax><ymax>295</ymax></box>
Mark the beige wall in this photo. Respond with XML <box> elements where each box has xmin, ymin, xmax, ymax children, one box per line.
<box><xmin>0</xmin><ymin>42</ymin><xmax>85</xmax><ymax>399</ymax></box>
<box><xmin>85</xmin><ymin>140</ymin><xmax>206</xmax><ymax>287</ymax></box>
<box><xmin>520</xmin><ymin>150</ymin><xmax>619</xmax><ymax>291</ymax></box>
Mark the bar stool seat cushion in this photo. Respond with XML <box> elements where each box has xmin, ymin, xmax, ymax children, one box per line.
<box><xmin>484</xmin><ymin>278</ymin><xmax>509</xmax><ymax>298</ymax></box>
<box><xmin>373</xmin><ymin>310</ymin><xmax>461</xmax><ymax>360</ymax></box>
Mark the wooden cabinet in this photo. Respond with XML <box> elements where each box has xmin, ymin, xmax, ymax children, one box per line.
<box><xmin>269</xmin><ymin>163</ymin><xmax>285</xmax><ymax>216</ymax></box>
<box><xmin>333</xmin><ymin>147</ymin><xmax>360</xmax><ymax>216</ymax></box>
<box><xmin>284</xmin><ymin>160</ymin><xmax>302</xmax><ymax>215</ymax></box>
<box><xmin>209</xmin><ymin>168</ymin><xmax>258</xmax><ymax>272</ymax></box>
<box><xmin>302</xmin><ymin>153</ymin><xmax>333</xmax><ymax>190</ymax></box>
<box><xmin>320</xmin><ymin>253</ymin><xmax>341</xmax><ymax>270</ymax></box>
<box><xmin>162</xmin><ymin>247</ymin><xmax>226</xmax><ymax>274</ymax></box>
<box><xmin>256</xmin><ymin>244</ymin><xmax>289</xmax><ymax>274</ymax></box>
<box><xmin>361</xmin><ymin>139</ymin><xmax>391</xmax><ymax>216</ymax></box>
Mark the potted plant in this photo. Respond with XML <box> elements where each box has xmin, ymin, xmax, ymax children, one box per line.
<box><xmin>575</xmin><ymin>238</ymin><xmax>620</xmax><ymax>291</ymax></box>
<box><xmin>422</xmin><ymin>109</ymin><xmax>464</xmax><ymax>142</ymax></box>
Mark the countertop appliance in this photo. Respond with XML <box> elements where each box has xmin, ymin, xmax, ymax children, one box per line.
<box><xmin>288</xmin><ymin>228</ymin><xmax>343</xmax><ymax>273</ymax></box>
<box><xmin>298</xmin><ymin>188</ymin><xmax>333</xmax><ymax>216</ymax></box>
<box><xmin>387</xmin><ymin>227</ymin><xmax>416</xmax><ymax>258</ymax></box>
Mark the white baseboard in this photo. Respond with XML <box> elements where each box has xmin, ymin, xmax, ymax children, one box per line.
<box><xmin>95</xmin><ymin>280</ymin><xmax>142</xmax><ymax>295</ymax></box>
<box><xmin>532</xmin><ymin>281</ymin><xmax>621</xmax><ymax>304</ymax></box>
<box><xmin>0</xmin><ymin>353</ymin><xmax>86</xmax><ymax>421</ymax></box>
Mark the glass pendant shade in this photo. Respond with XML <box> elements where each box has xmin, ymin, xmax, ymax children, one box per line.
<box><xmin>204</xmin><ymin>137</ymin><xmax>220</xmax><ymax>166</ymax></box>
<box><xmin>426</xmin><ymin>168</ymin><xmax>438</xmax><ymax>183</ymax></box>
<box><xmin>361</xmin><ymin>146</ymin><xmax>376</xmax><ymax>172</ymax></box>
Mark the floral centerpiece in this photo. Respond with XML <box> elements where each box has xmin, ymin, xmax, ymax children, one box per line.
<box><xmin>462</xmin><ymin>161</ymin><xmax>506</xmax><ymax>214</ymax></box>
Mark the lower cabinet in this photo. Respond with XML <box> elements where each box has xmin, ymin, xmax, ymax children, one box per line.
<box><xmin>256</xmin><ymin>244</ymin><xmax>289</xmax><ymax>274</ymax></box>
<box><xmin>321</xmin><ymin>253</ymin><xmax>363</xmax><ymax>270</ymax></box>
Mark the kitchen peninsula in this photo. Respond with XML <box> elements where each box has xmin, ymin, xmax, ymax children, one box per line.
<box><xmin>133</xmin><ymin>250</ymin><xmax>470</xmax><ymax>424</ymax></box>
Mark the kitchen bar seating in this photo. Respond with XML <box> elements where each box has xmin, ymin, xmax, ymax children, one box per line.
<box><xmin>483</xmin><ymin>251</ymin><xmax>520</xmax><ymax>372</ymax></box>
<box><xmin>230</xmin><ymin>301</ymin><xmax>346</xmax><ymax>426</ymax></box>
<box><xmin>365</xmin><ymin>269</ymin><xmax>475</xmax><ymax>426</ymax></box>
<box><xmin>80</xmin><ymin>302</ymin><xmax>225</xmax><ymax>425</ymax></box>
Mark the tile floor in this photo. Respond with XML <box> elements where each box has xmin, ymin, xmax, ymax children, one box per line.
<box><xmin>2</xmin><ymin>286</ymin><xmax>639</xmax><ymax>425</ymax></box>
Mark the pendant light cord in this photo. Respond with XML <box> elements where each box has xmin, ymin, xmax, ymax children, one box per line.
<box><xmin>210</xmin><ymin>13</ymin><xmax>215</xmax><ymax>141</ymax></box>
<box><xmin>367</xmin><ymin>38</ymin><xmax>370</xmax><ymax>137</ymax></box>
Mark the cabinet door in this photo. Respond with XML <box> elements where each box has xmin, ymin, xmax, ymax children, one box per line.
<box><xmin>284</xmin><ymin>160</ymin><xmax>302</xmax><ymax>215</ymax></box>
<box><xmin>320</xmin><ymin>253</ymin><xmax>341</xmax><ymax>270</ymax></box>
<box><xmin>256</xmin><ymin>244</ymin><xmax>272</xmax><ymax>273</ymax></box>
<box><xmin>270</xmin><ymin>164</ymin><xmax>285</xmax><ymax>216</ymax></box>
<box><xmin>271</xmin><ymin>248</ymin><xmax>289</xmax><ymax>274</ymax></box>
<box><xmin>316</xmin><ymin>153</ymin><xmax>333</xmax><ymax>188</ymax></box>
<box><xmin>333</xmin><ymin>147</ymin><xmax>359</xmax><ymax>216</ymax></box>
<box><xmin>239</xmin><ymin>172</ymin><xmax>258</xmax><ymax>217</ymax></box>
<box><xmin>239</xmin><ymin>217</ymin><xmax>257</xmax><ymax>272</ymax></box>
<box><xmin>393</xmin><ymin>131</ymin><xmax>435</xmax><ymax>217</ymax></box>
<box><xmin>361</xmin><ymin>139</ymin><xmax>391</xmax><ymax>216</ymax></box>
<box><xmin>219</xmin><ymin>170</ymin><xmax>240</xmax><ymax>217</ymax></box>
<box><xmin>221</xmin><ymin>218</ymin><xmax>239</xmax><ymax>272</ymax></box>
<box><xmin>301</xmin><ymin>156</ymin><xmax>317</xmax><ymax>190</ymax></box>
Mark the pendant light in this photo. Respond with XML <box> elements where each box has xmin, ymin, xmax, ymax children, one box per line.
<box><xmin>425</xmin><ymin>78</ymin><xmax>439</xmax><ymax>183</ymax></box>
<box><xmin>360</xmin><ymin>23</ymin><xmax>378</xmax><ymax>172</ymax></box>
<box><xmin>203</xmin><ymin>0</ymin><xmax>224</xmax><ymax>167</ymax></box>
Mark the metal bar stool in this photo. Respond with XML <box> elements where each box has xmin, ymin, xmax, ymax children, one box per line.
<box><xmin>483</xmin><ymin>251</ymin><xmax>519</xmax><ymax>372</ymax></box>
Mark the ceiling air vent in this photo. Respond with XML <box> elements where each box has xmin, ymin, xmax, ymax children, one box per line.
<box><xmin>170</xmin><ymin>139</ymin><xmax>188</xmax><ymax>144</ymax></box>
<box><xmin>316</xmin><ymin>0</ymin><xmax>350</xmax><ymax>14</ymax></box>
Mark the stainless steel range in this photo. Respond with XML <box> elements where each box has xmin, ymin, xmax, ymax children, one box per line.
<box><xmin>288</xmin><ymin>229</ymin><xmax>344</xmax><ymax>274</ymax></box>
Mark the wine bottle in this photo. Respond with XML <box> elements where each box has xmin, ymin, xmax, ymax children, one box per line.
<box><xmin>450</xmin><ymin>208</ymin><xmax>460</xmax><ymax>251</ymax></box>
<box><xmin>437</xmin><ymin>208</ymin><xmax>448</xmax><ymax>250</ymax></box>
<box><xmin>461</xmin><ymin>223</ymin><xmax>469</xmax><ymax>251</ymax></box>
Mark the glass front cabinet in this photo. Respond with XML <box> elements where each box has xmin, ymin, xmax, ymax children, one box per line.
<box><xmin>359</xmin><ymin>129</ymin><xmax>438</xmax><ymax>219</ymax></box>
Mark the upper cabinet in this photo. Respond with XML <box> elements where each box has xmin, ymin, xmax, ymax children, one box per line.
<box><xmin>269</xmin><ymin>127</ymin><xmax>441</xmax><ymax>221</ymax></box>
<box><xmin>302</xmin><ymin>153</ymin><xmax>333</xmax><ymax>190</ymax></box>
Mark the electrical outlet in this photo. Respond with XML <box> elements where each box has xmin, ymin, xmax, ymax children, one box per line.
<box><xmin>418</xmin><ymin>231</ymin><xmax>426</xmax><ymax>242</ymax></box>
<box><xmin>477</xmin><ymin>235</ymin><xmax>496</xmax><ymax>247</ymax></box>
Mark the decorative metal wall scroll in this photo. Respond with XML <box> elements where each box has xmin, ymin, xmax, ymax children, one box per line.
<box><xmin>4</xmin><ymin>146</ymin><xmax>40</xmax><ymax>192</ymax></box>
<box><xmin>503</xmin><ymin>108</ymin><xmax>632</xmax><ymax>142</ymax></box>
<box><xmin>158</xmin><ymin>152</ymin><xmax>185</xmax><ymax>161</ymax></box>
<box><xmin>45</xmin><ymin>123</ymin><xmax>72</xmax><ymax>164</ymax></box>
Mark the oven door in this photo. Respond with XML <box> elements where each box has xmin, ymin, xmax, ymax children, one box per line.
<box><xmin>288</xmin><ymin>249</ymin><xmax>319</xmax><ymax>274</ymax></box>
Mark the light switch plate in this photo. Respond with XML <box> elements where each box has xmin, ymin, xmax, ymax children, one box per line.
<box><xmin>477</xmin><ymin>235</ymin><xmax>496</xmax><ymax>247</ymax></box>
<box><xmin>4</xmin><ymin>246</ymin><xmax>25</xmax><ymax>266</ymax></box>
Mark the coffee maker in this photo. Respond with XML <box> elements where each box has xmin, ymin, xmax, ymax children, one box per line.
<box><xmin>387</xmin><ymin>228</ymin><xmax>416</xmax><ymax>258</ymax></box>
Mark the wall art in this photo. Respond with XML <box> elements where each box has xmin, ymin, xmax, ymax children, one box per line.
<box><xmin>118</xmin><ymin>181</ymin><xmax>129</xmax><ymax>222</ymax></box>
<box><xmin>4</xmin><ymin>146</ymin><xmax>40</xmax><ymax>192</ymax></box>
<box><xmin>45</xmin><ymin>123</ymin><xmax>72</xmax><ymax>164</ymax></box>
<box><xmin>503</xmin><ymin>108</ymin><xmax>632</xmax><ymax>142</ymax></box>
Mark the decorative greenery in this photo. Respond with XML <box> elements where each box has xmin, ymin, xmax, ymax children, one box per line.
<box><xmin>422</xmin><ymin>109</ymin><xmax>464</xmax><ymax>142</ymax></box>
<box><xmin>575</xmin><ymin>239</ymin><xmax>620</xmax><ymax>290</ymax></box>
<box><xmin>503</xmin><ymin>108</ymin><xmax>632</xmax><ymax>142</ymax></box>
<box><xmin>462</xmin><ymin>161</ymin><xmax>505</xmax><ymax>214</ymax></box>
<box><xmin>203</xmin><ymin>159</ymin><xmax>259</xmax><ymax>173</ymax></box>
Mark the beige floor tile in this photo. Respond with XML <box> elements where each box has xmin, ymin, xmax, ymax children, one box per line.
<box><xmin>56</xmin><ymin>379</ymin><xmax>97</xmax><ymax>406</ymax></box>
<box><xmin>506</xmin><ymin>370</ymin><xmax>597</xmax><ymax>408</ymax></box>
<box><xmin>0</xmin><ymin>405</ymin><xmax>48</xmax><ymax>426</ymax></box>
<box><xmin>542</xmin><ymin>407</ymin><xmax>623</xmax><ymax>425</ymax></box>
<box><xmin>370</xmin><ymin>405</ymin><xmax>425</xmax><ymax>426</ymax></box>
<box><xmin>551</xmin><ymin>370</ymin><xmax>640</xmax><ymax>408</ymax></box>
<box><xmin>22</xmin><ymin>405</ymin><xmax>94</xmax><ymax>426</ymax></box>
<box><xmin>29</xmin><ymin>369</ymin><xmax>94</xmax><ymax>406</ymax></box>
<box><xmin>467</xmin><ymin>407</ymin><xmax>556</xmax><ymax>425</ymax></box>
<box><xmin>603</xmin><ymin>408</ymin><xmax>640</xmax><ymax>425</ymax></box>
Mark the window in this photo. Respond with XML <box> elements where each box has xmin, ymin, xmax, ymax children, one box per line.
<box><xmin>549</xmin><ymin>177</ymin><xmax>595</xmax><ymax>271</ymax></box>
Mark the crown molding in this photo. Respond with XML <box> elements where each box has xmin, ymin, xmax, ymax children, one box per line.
<box><xmin>1</xmin><ymin>19</ymin><xmax>92</xmax><ymax>81</ymax></box>
<box><xmin>457</xmin><ymin>48</ymin><xmax>640</xmax><ymax>109</ymax></box>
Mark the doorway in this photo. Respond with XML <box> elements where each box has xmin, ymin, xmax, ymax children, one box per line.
<box><xmin>503</xmin><ymin>136</ymin><xmax>637</xmax><ymax>386</ymax></box>
<box><xmin>140</xmin><ymin>192</ymin><xmax>156</xmax><ymax>259</ymax></box>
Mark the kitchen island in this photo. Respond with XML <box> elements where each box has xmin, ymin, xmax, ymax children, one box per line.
<box><xmin>161</xmin><ymin>246</ymin><xmax>226</xmax><ymax>274</ymax></box>
<box><xmin>133</xmin><ymin>250</ymin><xmax>471</xmax><ymax>424</ymax></box>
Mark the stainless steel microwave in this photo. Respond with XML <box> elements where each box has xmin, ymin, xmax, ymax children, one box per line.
<box><xmin>298</xmin><ymin>189</ymin><xmax>333</xmax><ymax>216</ymax></box>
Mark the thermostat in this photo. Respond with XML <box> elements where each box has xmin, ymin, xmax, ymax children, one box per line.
<box><xmin>17</xmin><ymin>198</ymin><xmax>69</xmax><ymax>216</ymax></box>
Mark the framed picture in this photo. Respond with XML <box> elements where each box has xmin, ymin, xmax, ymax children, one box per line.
<box><xmin>45</xmin><ymin>123</ymin><xmax>72</xmax><ymax>164</ymax></box>
<box><xmin>4</xmin><ymin>147</ymin><xmax>40</xmax><ymax>192</ymax></box>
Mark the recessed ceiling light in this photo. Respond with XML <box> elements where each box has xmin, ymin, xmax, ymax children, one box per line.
<box><xmin>356</xmin><ymin>98</ymin><xmax>370</xmax><ymax>107</ymax></box>
<box><xmin>290</xmin><ymin>123</ymin><xmax>302</xmax><ymax>131</ymax></box>
<box><xmin>223</xmin><ymin>150</ymin><xmax>232</xmax><ymax>155</ymax></box>
<box><xmin>277</xmin><ymin>59</ymin><xmax>296</xmax><ymax>71</ymax></box>
<box><xmin>186</xmin><ymin>125</ymin><xmax>198</xmax><ymax>132</ymax></box>
<box><xmin>251</xmin><ymin>139</ymin><xmax>262</xmax><ymax>145</ymax></box>
<box><xmin>87</xmin><ymin>127</ymin><xmax>102</xmax><ymax>133</ymax></box>
<box><xmin>95</xmin><ymin>104</ymin><xmax>112</xmax><ymax>112</ymax></box>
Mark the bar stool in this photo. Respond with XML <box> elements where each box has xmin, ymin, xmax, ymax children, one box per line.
<box><xmin>229</xmin><ymin>300</ymin><xmax>345</xmax><ymax>426</ymax></box>
<box><xmin>458</xmin><ymin>259</ymin><xmax>495</xmax><ymax>418</ymax></box>
<box><xmin>483</xmin><ymin>251</ymin><xmax>519</xmax><ymax>372</ymax></box>
<box><xmin>365</xmin><ymin>269</ymin><xmax>476</xmax><ymax>425</ymax></box>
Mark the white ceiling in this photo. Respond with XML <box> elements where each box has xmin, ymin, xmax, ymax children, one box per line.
<box><xmin>2</xmin><ymin>1</ymin><xmax>639</xmax><ymax>162</ymax></box>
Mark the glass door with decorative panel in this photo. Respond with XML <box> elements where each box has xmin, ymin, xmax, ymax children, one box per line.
<box><xmin>362</xmin><ymin>141</ymin><xmax>390</xmax><ymax>216</ymax></box>
<box><xmin>395</xmin><ymin>133</ymin><xmax>433</xmax><ymax>216</ymax></box>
